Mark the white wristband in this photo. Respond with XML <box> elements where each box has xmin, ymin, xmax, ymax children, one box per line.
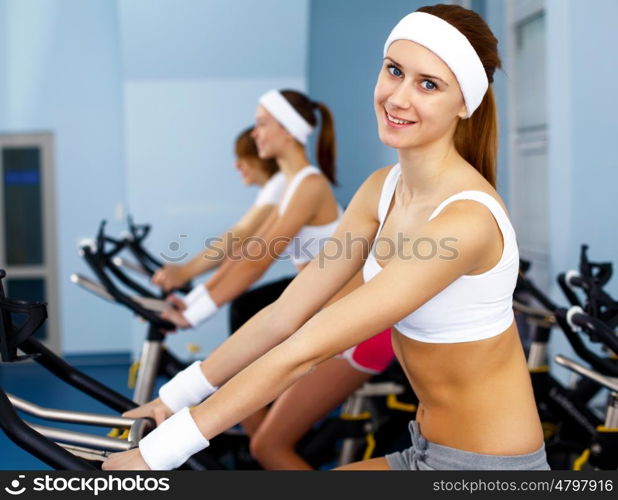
<box><xmin>183</xmin><ymin>284</ymin><xmax>208</xmax><ymax>307</ymax></box>
<box><xmin>139</xmin><ymin>407</ymin><xmax>210</xmax><ymax>470</ymax></box>
<box><xmin>159</xmin><ymin>361</ymin><xmax>218</xmax><ymax>414</ymax></box>
<box><xmin>183</xmin><ymin>290</ymin><xmax>218</xmax><ymax>327</ymax></box>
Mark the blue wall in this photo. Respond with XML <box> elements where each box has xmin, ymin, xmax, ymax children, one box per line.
<box><xmin>308</xmin><ymin>0</ymin><xmax>423</xmax><ymax>206</ymax></box>
<box><xmin>119</xmin><ymin>0</ymin><xmax>308</xmax><ymax>80</ymax></box>
<box><xmin>545</xmin><ymin>0</ymin><xmax>618</xmax><ymax>381</ymax></box>
<box><xmin>0</xmin><ymin>0</ymin><xmax>130</xmax><ymax>354</ymax></box>
<box><xmin>556</xmin><ymin>0</ymin><xmax>618</xmax><ymax>290</ymax></box>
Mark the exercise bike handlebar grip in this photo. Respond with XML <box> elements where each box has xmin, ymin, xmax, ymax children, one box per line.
<box><xmin>125</xmin><ymin>216</ymin><xmax>194</xmax><ymax>295</ymax></box>
<box><xmin>554</xmin><ymin>354</ymin><xmax>618</xmax><ymax>394</ymax></box>
<box><xmin>566</xmin><ymin>306</ymin><xmax>585</xmax><ymax>332</ymax></box>
<box><xmin>80</xmin><ymin>247</ymin><xmax>175</xmax><ymax>331</ymax></box>
<box><xmin>127</xmin><ymin>215</ymin><xmax>151</xmax><ymax>243</ymax></box>
<box><xmin>555</xmin><ymin>307</ymin><xmax>618</xmax><ymax>377</ymax></box>
<box><xmin>0</xmin><ymin>389</ymin><xmax>97</xmax><ymax>470</ymax></box>
<box><xmin>557</xmin><ymin>272</ymin><xmax>584</xmax><ymax>308</ymax></box>
<box><xmin>565</xmin><ymin>269</ymin><xmax>584</xmax><ymax>289</ymax></box>
<box><xmin>568</xmin><ymin>308</ymin><xmax>618</xmax><ymax>355</ymax></box>
<box><xmin>124</xmin><ymin>239</ymin><xmax>194</xmax><ymax>295</ymax></box>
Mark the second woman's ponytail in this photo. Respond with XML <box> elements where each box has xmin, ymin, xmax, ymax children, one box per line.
<box><xmin>314</xmin><ymin>101</ymin><xmax>337</xmax><ymax>185</ymax></box>
<box><xmin>280</xmin><ymin>89</ymin><xmax>337</xmax><ymax>184</ymax></box>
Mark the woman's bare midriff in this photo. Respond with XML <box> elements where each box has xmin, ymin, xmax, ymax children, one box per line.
<box><xmin>392</xmin><ymin>322</ymin><xmax>544</xmax><ymax>456</ymax></box>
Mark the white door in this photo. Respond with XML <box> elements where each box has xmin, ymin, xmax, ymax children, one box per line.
<box><xmin>507</xmin><ymin>0</ymin><xmax>550</xmax><ymax>289</ymax></box>
<box><xmin>0</xmin><ymin>133</ymin><xmax>59</xmax><ymax>354</ymax></box>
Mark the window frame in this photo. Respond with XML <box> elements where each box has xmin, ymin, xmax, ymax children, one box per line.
<box><xmin>0</xmin><ymin>132</ymin><xmax>59</xmax><ymax>354</ymax></box>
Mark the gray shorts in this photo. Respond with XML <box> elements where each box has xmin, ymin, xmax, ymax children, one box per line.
<box><xmin>386</xmin><ymin>421</ymin><xmax>550</xmax><ymax>470</ymax></box>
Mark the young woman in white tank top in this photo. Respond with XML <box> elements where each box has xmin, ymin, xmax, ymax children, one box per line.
<box><xmin>104</xmin><ymin>5</ymin><xmax>548</xmax><ymax>471</ymax></box>
<box><xmin>160</xmin><ymin>89</ymin><xmax>341</xmax><ymax>330</ymax></box>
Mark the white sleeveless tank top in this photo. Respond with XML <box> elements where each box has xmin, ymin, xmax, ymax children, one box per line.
<box><xmin>363</xmin><ymin>164</ymin><xmax>519</xmax><ymax>343</ymax></box>
<box><xmin>254</xmin><ymin>171</ymin><xmax>286</xmax><ymax>206</ymax></box>
<box><xmin>278</xmin><ymin>166</ymin><xmax>342</xmax><ymax>266</ymax></box>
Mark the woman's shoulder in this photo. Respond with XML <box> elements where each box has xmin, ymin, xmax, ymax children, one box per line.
<box><xmin>363</xmin><ymin>164</ymin><xmax>398</xmax><ymax>192</ymax></box>
<box><xmin>423</xmin><ymin>164</ymin><xmax>512</xmax><ymax>248</ymax></box>
<box><xmin>442</xmin><ymin>164</ymin><xmax>510</xmax><ymax>217</ymax></box>
<box><xmin>443</xmin><ymin>186</ymin><xmax>511</xmax><ymax>222</ymax></box>
<box><xmin>344</xmin><ymin>165</ymin><xmax>399</xmax><ymax>221</ymax></box>
<box><xmin>296</xmin><ymin>164</ymin><xmax>398</xmax><ymax>202</ymax></box>
<box><xmin>427</xmin><ymin>180</ymin><xmax>513</xmax><ymax>267</ymax></box>
<box><xmin>282</xmin><ymin>166</ymin><xmax>335</xmax><ymax>211</ymax></box>
<box><xmin>295</xmin><ymin>167</ymin><xmax>333</xmax><ymax>195</ymax></box>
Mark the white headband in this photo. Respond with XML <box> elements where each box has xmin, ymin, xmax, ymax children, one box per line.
<box><xmin>383</xmin><ymin>11</ymin><xmax>489</xmax><ymax>118</ymax></box>
<box><xmin>258</xmin><ymin>90</ymin><xmax>314</xmax><ymax>145</ymax></box>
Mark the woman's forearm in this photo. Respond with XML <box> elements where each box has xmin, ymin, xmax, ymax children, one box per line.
<box><xmin>192</xmin><ymin>333</ymin><xmax>316</xmax><ymax>440</ymax></box>
<box><xmin>206</xmin><ymin>255</ymin><xmax>271</xmax><ymax>306</ymax></box>
<box><xmin>184</xmin><ymin>205</ymin><xmax>276</xmax><ymax>281</ymax></box>
<box><xmin>192</xmin><ymin>277</ymin><xmax>394</xmax><ymax>442</ymax></box>
<box><xmin>181</xmin><ymin>229</ymin><xmax>241</xmax><ymax>279</ymax></box>
<box><xmin>199</xmin><ymin>302</ymin><xmax>298</xmax><ymax>387</ymax></box>
<box><xmin>203</xmin><ymin>255</ymin><xmax>238</xmax><ymax>290</ymax></box>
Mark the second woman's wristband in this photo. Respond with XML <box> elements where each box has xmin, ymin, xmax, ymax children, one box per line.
<box><xmin>159</xmin><ymin>361</ymin><xmax>218</xmax><ymax>413</ymax></box>
<box><xmin>183</xmin><ymin>284</ymin><xmax>208</xmax><ymax>307</ymax></box>
<box><xmin>183</xmin><ymin>290</ymin><xmax>219</xmax><ymax>327</ymax></box>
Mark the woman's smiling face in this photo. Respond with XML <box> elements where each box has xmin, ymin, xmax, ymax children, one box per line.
<box><xmin>374</xmin><ymin>39</ymin><xmax>468</xmax><ymax>151</ymax></box>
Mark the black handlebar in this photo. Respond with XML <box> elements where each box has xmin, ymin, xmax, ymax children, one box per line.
<box><xmin>80</xmin><ymin>243</ymin><xmax>175</xmax><ymax>332</ymax></box>
<box><xmin>554</xmin><ymin>308</ymin><xmax>618</xmax><ymax>378</ymax></box>
<box><xmin>568</xmin><ymin>310</ymin><xmax>618</xmax><ymax>356</ymax></box>
<box><xmin>557</xmin><ymin>245</ymin><xmax>618</xmax><ymax>328</ymax></box>
<box><xmin>579</xmin><ymin>244</ymin><xmax>613</xmax><ymax>288</ymax></box>
<box><xmin>0</xmin><ymin>389</ymin><xmax>97</xmax><ymax>470</ymax></box>
<box><xmin>126</xmin><ymin>216</ymin><xmax>193</xmax><ymax>295</ymax></box>
<box><xmin>517</xmin><ymin>254</ymin><xmax>618</xmax><ymax>378</ymax></box>
<box><xmin>91</xmin><ymin>220</ymin><xmax>158</xmax><ymax>299</ymax></box>
<box><xmin>557</xmin><ymin>272</ymin><xmax>584</xmax><ymax>308</ymax></box>
<box><xmin>126</xmin><ymin>216</ymin><xmax>161</xmax><ymax>275</ymax></box>
<box><xmin>0</xmin><ymin>270</ymin><xmax>133</xmax><ymax>470</ymax></box>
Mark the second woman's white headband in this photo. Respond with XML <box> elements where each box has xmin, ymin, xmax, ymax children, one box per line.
<box><xmin>384</xmin><ymin>11</ymin><xmax>489</xmax><ymax>117</ymax></box>
<box><xmin>259</xmin><ymin>90</ymin><xmax>314</xmax><ymax>145</ymax></box>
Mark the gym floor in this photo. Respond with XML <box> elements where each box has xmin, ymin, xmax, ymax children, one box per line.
<box><xmin>0</xmin><ymin>354</ymin><xmax>139</xmax><ymax>470</ymax></box>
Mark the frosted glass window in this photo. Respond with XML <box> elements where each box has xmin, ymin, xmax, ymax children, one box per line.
<box><xmin>513</xmin><ymin>148</ymin><xmax>548</xmax><ymax>252</ymax></box>
<box><xmin>515</xmin><ymin>12</ymin><xmax>547</xmax><ymax>130</ymax></box>
<box><xmin>510</xmin><ymin>3</ymin><xmax>549</xmax><ymax>265</ymax></box>
<box><xmin>2</xmin><ymin>147</ymin><xmax>44</xmax><ymax>266</ymax></box>
<box><xmin>0</xmin><ymin>133</ymin><xmax>57</xmax><ymax>353</ymax></box>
